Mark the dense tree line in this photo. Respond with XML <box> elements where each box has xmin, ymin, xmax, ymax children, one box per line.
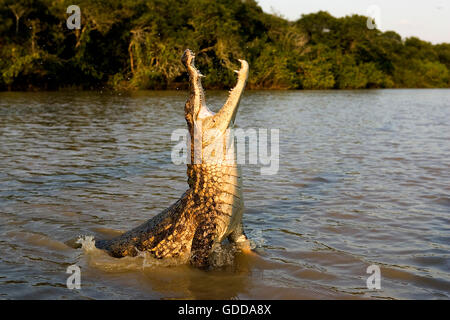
<box><xmin>0</xmin><ymin>0</ymin><xmax>449</xmax><ymax>90</ymax></box>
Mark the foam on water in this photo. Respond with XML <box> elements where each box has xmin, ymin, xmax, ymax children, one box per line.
<box><xmin>76</xmin><ymin>235</ymin><xmax>190</xmax><ymax>271</ymax></box>
<box><xmin>76</xmin><ymin>235</ymin><xmax>97</xmax><ymax>251</ymax></box>
<box><xmin>248</xmin><ymin>229</ymin><xmax>265</xmax><ymax>250</ymax></box>
<box><xmin>75</xmin><ymin>235</ymin><xmax>241</xmax><ymax>271</ymax></box>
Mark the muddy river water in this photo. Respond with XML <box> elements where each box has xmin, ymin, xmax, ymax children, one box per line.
<box><xmin>0</xmin><ymin>89</ymin><xmax>449</xmax><ymax>299</ymax></box>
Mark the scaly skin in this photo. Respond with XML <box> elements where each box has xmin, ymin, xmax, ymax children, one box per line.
<box><xmin>95</xmin><ymin>49</ymin><xmax>250</xmax><ymax>268</ymax></box>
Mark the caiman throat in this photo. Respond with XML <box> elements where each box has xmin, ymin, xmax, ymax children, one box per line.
<box><xmin>95</xmin><ymin>49</ymin><xmax>251</xmax><ymax>268</ymax></box>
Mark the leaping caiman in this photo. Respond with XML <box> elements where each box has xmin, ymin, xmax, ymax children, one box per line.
<box><xmin>95</xmin><ymin>49</ymin><xmax>252</xmax><ymax>268</ymax></box>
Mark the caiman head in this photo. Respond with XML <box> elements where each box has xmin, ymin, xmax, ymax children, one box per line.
<box><xmin>181</xmin><ymin>49</ymin><xmax>249</xmax><ymax>166</ymax></box>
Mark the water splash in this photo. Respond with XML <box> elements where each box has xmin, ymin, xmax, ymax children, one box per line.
<box><xmin>76</xmin><ymin>235</ymin><xmax>96</xmax><ymax>252</ymax></box>
<box><xmin>75</xmin><ymin>235</ymin><xmax>247</xmax><ymax>271</ymax></box>
<box><xmin>209</xmin><ymin>243</ymin><xmax>238</xmax><ymax>268</ymax></box>
<box><xmin>248</xmin><ymin>229</ymin><xmax>265</xmax><ymax>250</ymax></box>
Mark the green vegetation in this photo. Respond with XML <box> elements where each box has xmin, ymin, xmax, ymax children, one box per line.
<box><xmin>1</xmin><ymin>0</ymin><xmax>449</xmax><ymax>90</ymax></box>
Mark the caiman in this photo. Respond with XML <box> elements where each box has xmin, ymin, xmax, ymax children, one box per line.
<box><xmin>95</xmin><ymin>49</ymin><xmax>251</xmax><ymax>268</ymax></box>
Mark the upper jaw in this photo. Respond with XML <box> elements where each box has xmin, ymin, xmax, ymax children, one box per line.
<box><xmin>208</xmin><ymin>59</ymin><xmax>249</xmax><ymax>130</ymax></box>
<box><xmin>183</xmin><ymin>48</ymin><xmax>249</xmax><ymax>130</ymax></box>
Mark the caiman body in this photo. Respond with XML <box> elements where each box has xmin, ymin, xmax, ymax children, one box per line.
<box><xmin>95</xmin><ymin>49</ymin><xmax>250</xmax><ymax>268</ymax></box>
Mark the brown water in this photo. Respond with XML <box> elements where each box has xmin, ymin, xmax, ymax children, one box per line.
<box><xmin>0</xmin><ymin>89</ymin><xmax>449</xmax><ymax>300</ymax></box>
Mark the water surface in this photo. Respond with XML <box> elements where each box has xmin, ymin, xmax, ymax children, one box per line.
<box><xmin>0</xmin><ymin>89</ymin><xmax>449</xmax><ymax>299</ymax></box>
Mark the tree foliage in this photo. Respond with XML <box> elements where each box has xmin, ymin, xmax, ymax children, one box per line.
<box><xmin>0</xmin><ymin>0</ymin><xmax>449</xmax><ymax>90</ymax></box>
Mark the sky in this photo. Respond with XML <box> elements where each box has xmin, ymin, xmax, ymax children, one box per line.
<box><xmin>256</xmin><ymin>0</ymin><xmax>450</xmax><ymax>44</ymax></box>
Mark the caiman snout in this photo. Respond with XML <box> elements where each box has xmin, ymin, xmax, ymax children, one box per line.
<box><xmin>182</xmin><ymin>49</ymin><xmax>195</xmax><ymax>68</ymax></box>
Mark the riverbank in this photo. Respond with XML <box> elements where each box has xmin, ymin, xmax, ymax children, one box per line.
<box><xmin>1</xmin><ymin>1</ymin><xmax>449</xmax><ymax>92</ymax></box>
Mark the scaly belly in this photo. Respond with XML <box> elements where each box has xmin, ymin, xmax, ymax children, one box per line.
<box><xmin>215</xmin><ymin>164</ymin><xmax>244</xmax><ymax>241</ymax></box>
